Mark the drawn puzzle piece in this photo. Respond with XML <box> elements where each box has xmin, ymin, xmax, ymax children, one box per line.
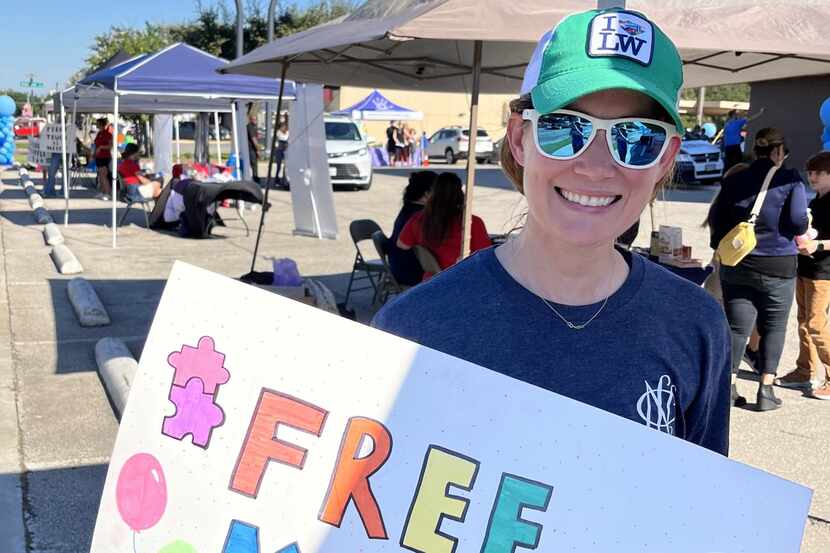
<box><xmin>167</xmin><ymin>336</ymin><xmax>230</xmax><ymax>394</ymax></box>
<box><xmin>162</xmin><ymin>378</ymin><xmax>225</xmax><ymax>448</ymax></box>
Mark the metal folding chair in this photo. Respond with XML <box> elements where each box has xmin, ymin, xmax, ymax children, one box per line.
<box><xmin>371</xmin><ymin>229</ymin><xmax>409</xmax><ymax>304</ymax></box>
<box><xmin>343</xmin><ymin>219</ymin><xmax>386</xmax><ymax>308</ymax></box>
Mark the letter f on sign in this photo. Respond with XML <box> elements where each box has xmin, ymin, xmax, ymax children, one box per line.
<box><xmin>480</xmin><ymin>474</ymin><xmax>553</xmax><ymax>553</ymax></box>
<box><xmin>230</xmin><ymin>389</ymin><xmax>328</xmax><ymax>498</ymax></box>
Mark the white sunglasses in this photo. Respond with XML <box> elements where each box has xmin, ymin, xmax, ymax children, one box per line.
<box><xmin>522</xmin><ymin>109</ymin><xmax>677</xmax><ymax>170</ymax></box>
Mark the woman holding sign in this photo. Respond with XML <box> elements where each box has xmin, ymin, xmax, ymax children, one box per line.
<box><xmin>375</xmin><ymin>8</ymin><xmax>731</xmax><ymax>454</ymax></box>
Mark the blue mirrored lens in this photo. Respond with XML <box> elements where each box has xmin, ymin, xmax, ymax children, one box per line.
<box><xmin>536</xmin><ymin>113</ymin><xmax>593</xmax><ymax>157</ymax></box>
<box><xmin>610</xmin><ymin>121</ymin><xmax>668</xmax><ymax>166</ymax></box>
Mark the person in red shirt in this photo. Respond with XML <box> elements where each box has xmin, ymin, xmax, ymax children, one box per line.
<box><xmin>93</xmin><ymin>118</ymin><xmax>113</xmax><ymax>198</ymax></box>
<box><xmin>118</xmin><ymin>143</ymin><xmax>162</xmax><ymax>199</ymax></box>
<box><xmin>398</xmin><ymin>172</ymin><xmax>492</xmax><ymax>279</ymax></box>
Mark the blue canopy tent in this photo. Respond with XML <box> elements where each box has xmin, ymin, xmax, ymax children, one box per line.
<box><xmin>333</xmin><ymin>89</ymin><xmax>422</xmax><ymax>121</ymax></box>
<box><xmin>63</xmin><ymin>43</ymin><xmax>295</xmax><ymax>247</ymax></box>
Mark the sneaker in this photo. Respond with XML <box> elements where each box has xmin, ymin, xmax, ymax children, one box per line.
<box><xmin>743</xmin><ymin>347</ymin><xmax>760</xmax><ymax>373</ymax></box>
<box><xmin>775</xmin><ymin>370</ymin><xmax>817</xmax><ymax>390</ymax></box>
<box><xmin>811</xmin><ymin>383</ymin><xmax>830</xmax><ymax>400</ymax></box>
<box><xmin>100</xmin><ymin>194</ymin><xmax>110</xmax><ymax>201</ymax></box>
<box><xmin>757</xmin><ymin>384</ymin><xmax>783</xmax><ymax>412</ymax></box>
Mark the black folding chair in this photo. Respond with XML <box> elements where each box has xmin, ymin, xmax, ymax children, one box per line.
<box><xmin>343</xmin><ymin>219</ymin><xmax>386</xmax><ymax>308</ymax></box>
<box><xmin>117</xmin><ymin>178</ymin><xmax>154</xmax><ymax>228</ymax></box>
<box><xmin>371</xmin><ymin>229</ymin><xmax>409</xmax><ymax>304</ymax></box>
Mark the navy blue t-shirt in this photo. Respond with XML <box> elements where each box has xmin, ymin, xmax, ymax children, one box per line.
<box><xmin>373</xmin><ymin>247</ymin><xmax>731</xmax><ymax>455</ymax></box>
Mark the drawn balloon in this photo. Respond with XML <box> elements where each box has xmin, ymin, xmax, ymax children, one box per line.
<box><xmin>116</xmin><ymin>452</ymin><xmax>168</xmax><ymax>532</ymax></box>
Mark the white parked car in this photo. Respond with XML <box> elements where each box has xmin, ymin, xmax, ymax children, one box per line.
<box><xmin>324</xmin><ymin>115</ymin><xmax>372</xmax><ymax>190</ymax></box>
<box><xmin>426</xmin><ymin>127</ymin><xmax>494</xmax><ymax>164</ymax></box>
<box><xmin>676</xmin><ymin>136</ymin><xmax>724</xmax><ymax>184</ymax></box>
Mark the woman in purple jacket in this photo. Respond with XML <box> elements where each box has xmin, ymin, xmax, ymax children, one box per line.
<box><xmin>709</xmin><ymin>128</ymin><xmax>809</xmax><ymax>411</ymax></box>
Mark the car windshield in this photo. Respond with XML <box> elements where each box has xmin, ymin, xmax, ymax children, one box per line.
<box><xmin>461</xmin><ymin>129</ymin><xmax>489</xmax><ymax>138</ymax></box>
<box><xmin>325</xmin><ymin>122</ymin><xmax>362</xmax><ymax>141</ymax></box>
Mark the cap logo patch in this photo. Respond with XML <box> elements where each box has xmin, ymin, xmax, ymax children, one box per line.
<box><xmin>588</xmin><ymin>12</ymin><xmax>654</xmax><ymax>65</ymax></box>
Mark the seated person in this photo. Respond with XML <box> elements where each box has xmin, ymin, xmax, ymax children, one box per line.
<box><xmin>398</xmin><ymin>172</ymin><xmax>492</xmax><ymax>280</ymax></box>
<box><xmin>388</xmin><ymin>171</ymin><xmax>437</xmax><ymax>286</ymax></box>
<box><xmin>163</xmin><ymin>164</ymin><xmax>187</xmax><ymax>224</ymax></box>
<box><xmin>117</xmin><ymin>143</ymin><xmax>162</xmax><ymax>199</ymax></box>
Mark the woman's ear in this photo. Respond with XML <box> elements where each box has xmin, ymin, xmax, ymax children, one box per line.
<box><xmin>506</xmin><ymin>113</ymin><xmax>528</xmax><ymax>167</ymax></box>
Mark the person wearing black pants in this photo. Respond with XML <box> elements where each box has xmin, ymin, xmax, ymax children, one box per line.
<box><xmin>708</xmin><ymin>128</ymin><xmax>808</xmax><ymax>410</ymax></box>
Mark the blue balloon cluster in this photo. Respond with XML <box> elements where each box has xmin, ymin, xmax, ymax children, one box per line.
<box><xmin>821</xmin><ymin>97</ymin><xmax>830</xmax><ymax>151</ymax></box>
<box><xmin>0</xmin><ymin>95</ymin><xmax>16</xmax><ymax>165</ymax></box>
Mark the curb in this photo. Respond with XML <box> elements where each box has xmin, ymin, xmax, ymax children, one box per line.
<box><xmin>32</xmin><ymin>207</ymin><xmax>53</xmax><ymax>225</ymax></box>
<box><xmin>50</xmin><ymin>244</ymin><xmax>83</xmax><ymax>274</ymax></box>
<box><xmin>42</xmin><ymin>222</ymin><xmax>64</xmax><ymax>246</ymax></box>
<box><xmin>28</xmin><ymin>193</ymin><xmax>44</xmax><ymax>210</ymax></box>
<box><xmin>95</xmin><ymin>338</ymin><xmax>137</xmax><ymax>418</ymax></box>
<box><xmin>67</xmin><ymin>278</ymin><xmax>110</xmax><ymax>327</ymax></box>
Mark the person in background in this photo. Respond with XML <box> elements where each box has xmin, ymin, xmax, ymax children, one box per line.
<box><xmin>780</xmin><ymin>151</ymin><xmax>830</xmax><ymax>399</ymax></box>
<box><xmin>93</xmin><ymin>117</ymin><xmax>113</xmax><ymax>200</ymax></box>
<box><xmin>708</xmin><ymin>128</ymin><xmax>808</xmax><ymax>410</ymax></box>
<box><xmin>43</xmin><ymin>152</ymin><xmax>61</xmax><ymax>198</ymax></box>
<box><xmin>399</xmin><ymin>123</ymin><xmax>411</xmax><ymax>165</ymax></box>
<box><xmin>275</xmin><ymin>121</ymin><xmax>289</xmax><ymax>182</ymax></box>
<box><xmin>397</xmin><ymin>171</ymin><xmax>491</xmax><ymax>279</ymax></box>
<box><xmin>247</xmin><ymin>111</ymin><xmax>260</xmax><ymax>184</ymax></box>
<box><xmin>118</xmin><ymin>143</ymin><xmax>162</xmax><ymax>199</ymax></box>
<box><xmin>386</xmin><ymin>121</ymin><xmax>399</xmax><ymax>166</ymax></box>
<box><xmin>388</xmin><ymin>171</ymin><xmax>437</xmax><ymax>286</ymax></box>
<box><xmin>723</xmin><ymin>108</ymin><xmax>765</xmax><ymax>170</ymax></box>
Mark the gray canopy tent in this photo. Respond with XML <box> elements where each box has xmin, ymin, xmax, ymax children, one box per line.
<box><xmin>222</xmin><ymin>0</ymin><xmax>830</xmax><ymax>257</ymax></box>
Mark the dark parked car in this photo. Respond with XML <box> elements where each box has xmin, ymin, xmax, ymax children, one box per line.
<box><xmin>173</xmin><ymin>121</ymin><xmax>231</xmax><ymax>140</ymax></box>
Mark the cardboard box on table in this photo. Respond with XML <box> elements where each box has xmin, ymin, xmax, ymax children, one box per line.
<box><xmin>89</xmin><ymin>262</ymin><xmax>812</xmax><ymax>553</ymax></box>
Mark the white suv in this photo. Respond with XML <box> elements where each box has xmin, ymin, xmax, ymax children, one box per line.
<box><xmin>676</xmin><ymin>135</ymin><xmax>724</xmax><ymax>184</ymax></box>
<box><xmin>324</xmin><ymin>115</ymin><xmax>373</xmax><ymax>190</ymax></box>
<box><xmin>426</xmin><ymin>127</ymin><xmax>494</xmax><ymax>164</ymax></box>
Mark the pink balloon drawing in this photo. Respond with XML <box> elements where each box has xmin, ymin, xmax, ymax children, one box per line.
<box><xmin>116</xmin><ymin>453</ymin><xmax>168</xmax><ymax>532</ymax></box>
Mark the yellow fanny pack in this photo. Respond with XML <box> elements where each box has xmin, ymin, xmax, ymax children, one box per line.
<box><xmin>716</xmin><ymin>164</ymin><xmax>779</xmax><ymax>267</ymax></box>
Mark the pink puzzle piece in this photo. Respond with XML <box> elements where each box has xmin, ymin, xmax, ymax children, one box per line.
<box><xmin>167</xmin><ymin>336</ymin><xmax>230</xmax><ymax>395</ymax></box>
<box><xmin>162</xmin><ymin>378</ymin><xmax>225</xmax><ymax>448</ymax></box>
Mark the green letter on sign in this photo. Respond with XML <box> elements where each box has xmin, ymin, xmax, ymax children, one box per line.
<box><xmin>480</xmin><ymin>473</ymin><xmax>553</xmax><ymax>553</ymax></box>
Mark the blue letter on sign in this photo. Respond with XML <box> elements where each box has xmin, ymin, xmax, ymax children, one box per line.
<box><xmin>222</xmin><ymin>519</ymin><xmax>301</xmax><ymax>553</ymax></box>
<box><xmin>480</xmin><ymin>474</ymin><xmax>553</xmax><ymax>553</ymax></box>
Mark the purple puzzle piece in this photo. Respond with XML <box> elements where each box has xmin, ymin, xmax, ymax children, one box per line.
<box><xmin>162</xmin><ymin>378</ymin><xmax>225</xmax><ymax>448</ymax></box>
<box><xmin>167</xmin><ymin>336</ymin><xmax>230</xmax><ymax>395</ymax></box>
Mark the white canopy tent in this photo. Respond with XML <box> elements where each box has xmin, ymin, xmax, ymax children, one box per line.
<box><xmin>61</xmin><ymin>43</ymin><xmax>295</xmax><ymax>247</ymax></box>
<box><xmin>222</xmin><ymin>0</ymin><xmax>830</xmax><ymax>256</ymax></box>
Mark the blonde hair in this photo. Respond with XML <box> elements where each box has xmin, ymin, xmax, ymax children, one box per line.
<box><xmin>500</xmin><ymin>94</ymin><xmax>676</xmax><ymax>199</ymax></box>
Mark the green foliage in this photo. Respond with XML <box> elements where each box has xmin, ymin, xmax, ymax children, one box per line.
<box><xmin>0</xmin><ymin>89</ymin><xmax>45</xmax><ymax>117</ymax></box>
<box><xmin>78</xmin><ymin>0</ymin><xmax>356</xmax><ymax>77</ymax></box>
<box><xmin>681</xmin><ymin>83</ymin><xmax>750</xmax><ymax>102</ymax></box>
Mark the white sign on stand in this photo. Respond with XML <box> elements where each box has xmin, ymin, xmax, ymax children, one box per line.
<box><xmin>286</xmin><ymin>83</ymin><xmax>338</xmax><ymax>239</ymax></box>
<box><xmin>40</xmin><ymin>123</ymin><xmax>75</xmax><ymax>154</ymax></box>
<box><xmin>90</xmin><ymin>262</ymin><xmax>812</xmax><ymax>553</ymax></box>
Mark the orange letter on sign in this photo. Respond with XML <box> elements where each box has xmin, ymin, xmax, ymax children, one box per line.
<box><xmin>319</xmin><ymin>417</ymin><xmax>393</xmax><ymax>539</ymax></box>
<box><xmin>230</xmin><ymin>388</ymin><xmax>328</xmax><ymax>498</ymax></box>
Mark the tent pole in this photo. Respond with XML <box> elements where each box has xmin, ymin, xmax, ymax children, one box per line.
<box><xmin>213</xmin><ymin>111</ymin><xmax>222</xmax><ymax>165</ymax></box>
<box><xmin>266</xmin><ymin>0</ymin><xmax>279</xmax><ymax>154</ymax></box>
<box><xmin>460</xmin><ymin>40</ymin><xmax>482</xmax><ymax>259</ymax></box>
<box><xmin>112</xmin><ymin>95</ymin><xmax>119</xmax><ymax>248</ymax></box>
<box><xmin>174</xmin><ymin>115</ymin><xmax>181</xmax><ymax>163</ymax></box>
<box><xmin>59</xmin><ymin>98</ymin><xmax>69</xmax><ymax>226</ymax></box>
<box><xmin>250</xmin><ymin>61</ymin><xmax>289</xmax><ymax>274</ymax></box>
<box><xmin>230</xmin><ymin>102</ymin><xmax>242</xmax><ymax>178</ymax></box>
<box><xmin>68</xmin><ymin>97</ymin><xmax>77</xmax><ymax>226</ymax></box>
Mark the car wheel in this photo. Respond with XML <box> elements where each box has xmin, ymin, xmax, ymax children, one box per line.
<box><xmin>445</xmin><ymin>148</ymin><xmax>456</xmax><ymax>164</ymax></box>
<box><xmin>359</xmin><ymin>174</ymin><xmax>373</xmax><ymax>191</ymax></box>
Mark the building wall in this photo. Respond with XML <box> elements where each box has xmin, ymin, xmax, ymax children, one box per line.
<box><xmin>748</xmin><ymin>76</ymin><xmax>830</xmax><ymax>172</ymax></box>
<box><xmin>333</xmin><ymin>86</ymin><xmax>518</xmax><ymax>146</ymax></box>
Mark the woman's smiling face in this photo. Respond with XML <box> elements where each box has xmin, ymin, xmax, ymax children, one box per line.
<box><xmin>507</xmin><ymin>89</ymin><xmax>680</xmax><ymax>247</ymax></box>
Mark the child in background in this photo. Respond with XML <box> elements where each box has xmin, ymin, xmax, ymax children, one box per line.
<box><xmin>782</xmin><ymin>152</ymin><xmax>830</xmax><ymax>398</ymax></box>
<box><xmin>117</xmin><ymin>143</ymin><xmax>162</xmax><ymax>199</ymax></box>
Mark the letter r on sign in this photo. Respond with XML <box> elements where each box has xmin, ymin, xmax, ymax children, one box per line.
<box><xmin>230</xmin><ymin>389</ymin><xmax>328</xmax><ymax>498</ymax></box>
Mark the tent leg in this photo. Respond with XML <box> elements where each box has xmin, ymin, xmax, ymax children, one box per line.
<box><xmin>59</xmin><ymin>100</ymin><xmax>69</xmax><ymax>226</ymax></box>
<box><xmin>460</xmin><ymin>40</ymin><xmax>482</xmax><ymax>260</ymax></box>
<box><xmin>213</xmin><ymin>111</ymin><xmax>222</xmax><ymax>165</ymax></box>
<box><xmin>175</xmin><ymin>116</ymin><xmax>181</xmax><ymax>163</ymax></box>
<box><xmin>231</xmin><ymin>102</ymin><xmax>242</xmax><ymax>178</ymax></box>
<box><xmin>250</xmin><ymin>61</ymin><xmax>289</xmax><ymax>274</ymax></box>
<box><xmin>112</xmin><ymin>96</ymin><xmax>119</xmax><ymax>248</ymax></box>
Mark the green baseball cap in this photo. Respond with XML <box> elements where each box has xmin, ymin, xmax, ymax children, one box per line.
<box><xmin>521</xmin><ymin>8</ymin><xmax>684</xmax><ymax>133</ymax></box>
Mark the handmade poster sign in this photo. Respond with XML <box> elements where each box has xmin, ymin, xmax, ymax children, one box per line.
<box><xmin>39</xmin><ymin>122</ymin><xmax>75</xmax><ymax>154</ymax></box>
<box><xmin>90</xmin><ymin>262</ymin><xmax>812</xmax><ymax>553</ymax></box>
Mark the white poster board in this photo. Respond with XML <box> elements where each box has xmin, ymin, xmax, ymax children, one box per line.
<box><xmin>153</xmin><ymin>114</ymin><xmax>174</xmax><ymax>177</ymax></box>
<box><xmin>90</xmin><ymin>262</ymin><xmax>812</xmax><ymax>553</ymax></box>
<box><xmin>40</xmin><ymin>122</ymin><xmax>75</xmax><ymax>154</ymax></box>
<box><xmin>286</xmin><ymin>83</ymin><xmax>338</xmax><ymax>239</ymax></box>
<box><xmin>26</xmin><ymin>137</ymin><xmax>50</xmax><ymax>166</ymax></box>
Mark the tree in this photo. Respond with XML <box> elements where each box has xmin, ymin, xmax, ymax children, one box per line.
<box><xmin>0</xmin><ymin>89</ymin><xmax>45</xmax><ymax>117</ymax></box>
<box><xmin>79</xmin><ymin>23</ymin><xmax>177</xmax><ymax>81</ymax></box>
